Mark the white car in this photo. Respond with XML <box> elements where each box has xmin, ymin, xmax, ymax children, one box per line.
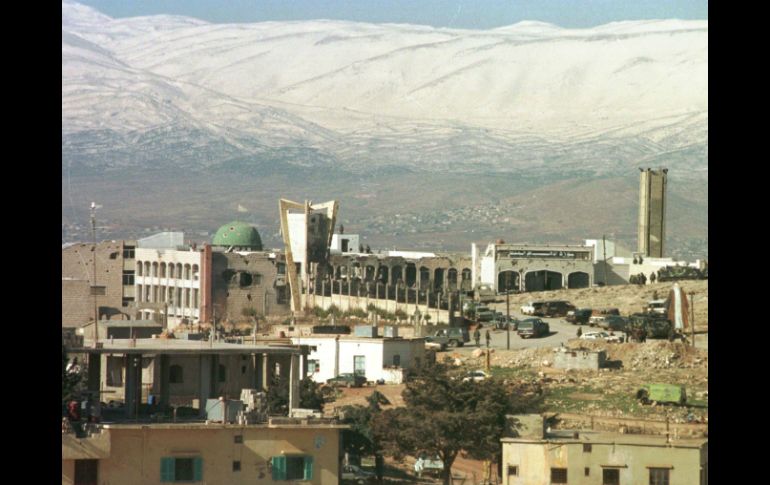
<box><xmin>581</xmin><ymin>331</ymin><xmax>621</xmax><ymax>343</ymax></box>
<box><xmin>462</xmin><ymin>370</ymin><xmax>490</xmax><ymax>382</ymax></box>
<box><xmin>520</xmin><ymin>301</ymin><xmax>541</xmax><ymax>315</ymax></box>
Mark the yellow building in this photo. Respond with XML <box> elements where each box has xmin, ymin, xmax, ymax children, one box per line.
<box><xmin>501</xmin><ymin>415</ymin><xmax>707</xmax><ymax>485</ymax></box>
<box><xmin>63</xmin><ymin>419</ymin><xmax>345</xmax><ymax>485</ymax></box>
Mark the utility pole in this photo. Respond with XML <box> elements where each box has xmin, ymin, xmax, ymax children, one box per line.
<box><xmin>689</xmin><ymin>291</ymin><xmax>696</xmax><ymax>347</ymax></box>
<box><xmin>91</xmin><ymin>202</ymin><xmax>99</xmax><ymax>348</ymax></box>
<box><xmin>602</xmin><ymin>234</ymin><xmax>609</xmax><ymax>285</ymax></box>
<box><xmin>506</xmin><ymin>272</ymin><xmax>511</xmax><ymax>350</ymax></box>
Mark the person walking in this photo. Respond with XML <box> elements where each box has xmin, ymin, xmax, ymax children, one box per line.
<box><xmin>576</xmin><ymin>327</ymin><xmax>583</xmax><ymax>338</ymax></box>
<box><xmin>473</xmin><ymin>328</ymin><xmax>481</xmax><ymax>346</ymax></box>
<box><xmin>485</xmin><ymin>329</ymin><xmax>491</xmax><ymax>348</ymax></box>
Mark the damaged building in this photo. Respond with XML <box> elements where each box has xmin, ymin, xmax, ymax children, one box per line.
<box><xmin>62</xmin><ymin>240</ymin><xmax>137</xmax><ymax>327</ymax></box>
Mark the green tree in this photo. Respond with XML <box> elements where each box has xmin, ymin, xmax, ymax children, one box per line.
<box><xmin>266</xmin><ymin>376</ymin><xmax>329</xmax><ymax>414</ymax></box>
<box><xmin>373</xmin><ymin>359</ymin><xmax>538</xmax><ymax>485</ymax></box>
<box><xmin>340</xmin><ymin>390</ymin><xmax>391</xmax><ymax>457</ymax></box>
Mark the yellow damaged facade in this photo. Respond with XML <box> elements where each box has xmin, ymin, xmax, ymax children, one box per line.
<box><xmin>63</xmin><ymin>422</ymin><xmax>344</xmax><ymax>485</ymax></box>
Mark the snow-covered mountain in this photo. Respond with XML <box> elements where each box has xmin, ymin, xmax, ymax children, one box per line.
<box><xmin>62</xmin><ymin>1</ymin><xmax>707</xmax><ymax>176</ymax></box>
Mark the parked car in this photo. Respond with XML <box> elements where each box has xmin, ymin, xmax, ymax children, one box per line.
<box><xmin>593</xmin><ymin>307</ymin><xmax>621</xmax><ymax>316</ymax></box>
<box><xmin>462</xmin><ymin>370</ymin><xmax>490</xmax><ymax>382</ymax></box>
<box><xmin>417</xmin><ymin>454</ymin><xmax>444</xmax><ymax>478</ymax></box>
<box><xmin>539</xmin><ymin>300</ymin><xmax>576</xmax><ymax>318</ymax></box>
<box><xmin>520</xmin><ymin>301</ymin><xmax>544</xmax><ymax>315</ymax></box>
<box><xmin>599</xmin><ymin>315</ymin><xmax>628</xmax><ymax>332</ymax></box>
<box><xmin>494</xmin><ymin>315</ymin><xmax>519</xmax><ymax>330</ymax></box>
<box><xmin>326</xmin><ymin>373</ymin><xmax>367</xmax><ymax>388</ymax></box>
<box><xmin>424</xmin><ymin>327</ymin><xmax>470</xmax><ymax>350</ymax></box>
<box><xmin>474</xmin><ymin>306</ymin><xmax>497</xmax><ymax>322</ymax></box>
<box><xmin>565</xmin><ymin>308</ymin><xmax>592</xmax><ymax>325</ymax></box>
<box><xmin>646</xmin><ymin>300</ymin><xmax>668</xmax><ymax>315</ymax></box>
<box><xmin>475</xmin><ymin>285</ymin><xmax>499</xmax><ymax>304</ymax></box>
<box><xmin>341</xmin><ymin>464</ymin><xmax>377</xmax><ymax>485</ymax></box>
<box><xmin>580</xmin><ymin>331</ymin><xmax>622</xmax><ymax>343</ymax></box>
<box><xmin>517</xmin><ymin>318</ymin><xmax>550</xmax><ymax>338</ymax></box>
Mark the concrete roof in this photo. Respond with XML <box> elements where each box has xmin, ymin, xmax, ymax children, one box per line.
<box><xmin>502</xmin><ymin>429</ymin><xmax>707</xmax><ymax>448</ymax></box>
<box><xmin>292</xmin><ymin>335</ymin><xmax>424</xmax><ymax>343</ymax></box>
<box><xmin>101</xmin><ymin>421</ymin><xmax>348</xmax><ymax>430</ymax></box>
<box><xmin>71</xmin><ymin>338</ymin><xmax>304</xmax><ymax>355</ymax></box>
<box><xmin>79</xmin><ymin>320</ymin><xmax>161</xmax><ymax>328</ymax></box>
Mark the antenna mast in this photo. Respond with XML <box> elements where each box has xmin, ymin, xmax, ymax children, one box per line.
<box><xmin>91</xmin><ymin>202</ymin><xmax>99</xmax><ymax>347</ymax></box>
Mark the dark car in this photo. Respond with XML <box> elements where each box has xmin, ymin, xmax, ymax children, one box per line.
<box><xmin>517</xmin><ymin>318</ymin><xmax>550</xmax><ymax>338</ymax></box>
<box><xmin>539</xmin><ymin>300</ymin><xmax>576</xmax><ymax>318</ymax></box>
<box><xmin>494</xmin><ymin>315</ymin><xmax>519</xmax><ymax>330</ymax></box>
<box><xmin>326</xmin><ymin>373</ymin><xmax>367</xmax><ymax>388</ymax></box>
<box><xmin>341</xmin><ymin>464</ymin><xmax>377</xmax><ymax>485</ymax></box>
<box><xmin>599</xmin><ymin>315</ymin><xmax>628</xmax><ymax>332</ymax></box>
<box><xmin>565</xmin><ymin>308</ymin><xmax>592</xmax><ymax>325</ymax></box>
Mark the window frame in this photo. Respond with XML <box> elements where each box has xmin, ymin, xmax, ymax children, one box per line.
<box><xmin>271</xmin><ymin>455</ymin><xmax>314</xmax><ymax>481</ymax></box>
<box><xmin>649</xmin><ymin>467</ymin><xmax>671</xmax><ymax>485</ymax></box>
<box><xmin>507</xmin><ymin>465</ymin><xmax>518</xmax><ymax>476</ymax></box>
<box><xmin>602</xmin><ymin>468</ymin><xmax>620</xmax><ymax>485</ymax></box>
<box><xmin>160</xmin><ymin>456</ymin><xmax>203</xmax><ymax>483</ymax></box>
<box><xmin>551</xmin><ymin>467</ymin><xmax>568</xmax><ymax>484</ymax></box>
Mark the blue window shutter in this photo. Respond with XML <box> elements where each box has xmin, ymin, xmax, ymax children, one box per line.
<box><xmin>304</xmin><ymin>456</ymin><xmax>314</xmax><ymax>480</ymax></box>
<box><xmin>193</xmin><ymin>457</ymin><xmax>203</xmax><ymax>481</ymax></box>
<box><xmin>160</xmin><ymin>457</ymin><xmax>175</xmax><ymax>482</ymax></box>
<box><xmin>272</xmin><ymin>456</ymin><xmax>287</xmax><ymax>481</ymax></box>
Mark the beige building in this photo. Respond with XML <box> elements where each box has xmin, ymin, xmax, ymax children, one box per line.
<box><xmin>62</xmin><ymin>240</ymin><xmax>137</xmax><ymax>326</ymax></box>
<box><xmin>502</xmin><ymin>415</ymin><xmax>707</xmax><ymax>485</ymax></box>
<box><xmin>63</xmin><ymin>420</ymin><xmax>344</xmax><ymax>485</ymax></box>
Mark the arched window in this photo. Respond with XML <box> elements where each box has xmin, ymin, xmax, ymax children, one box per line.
<box><xmin>136</xmin><ymin>261</ymin><xmax>143</xmax><ymax>276</ymax></box>
<box><xmin>176</xmin><ymin>263</ymin><xmax>183</xmax><ymax>279</ymax></box>
<box><xmin>168</xmin><ymin>264</ymin><xmax>175</xmax><ymax>279</ymax></box>
<box><xmin>152</xmin><ymin>262</ymin><xmax>159</xmax><ymax>277</ymax></box>
<box><xmin>169</xmin><ymin>365</ymin><xmax>183</xmax><ymax>384</ymax></box>
<box><xmin>192</xmin><ymin>264</ymin><xmax>199</xmax><ymax>281</ymax></box>
<box><xmin>184</xmin><ymin>264</ymin><xmax>191</xmax><ymax>280</ymax></box>
<box><xmin>160</xmin><ymin>263</ymin><xmax>166</xmax><ymax>278</ymax></box>
<box><xmin>144</xmin><ymin>262</ymin><xmax>151</xmax><ymax>277</ymax></box>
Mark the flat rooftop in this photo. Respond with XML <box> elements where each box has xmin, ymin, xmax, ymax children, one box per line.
<box><xmin>503</xmin><ymin>429</ymin><xmax>707</xmax><ymax>448</ymax></box>
<box><xmin>100</xmin><ymin>420</ymin><xmax>348</xmax><ymax>430</ymax></box>
<box><xmin>70</xmin><ymin>338</ymin><xmax>304</xmax><ymax>355</ymax></box>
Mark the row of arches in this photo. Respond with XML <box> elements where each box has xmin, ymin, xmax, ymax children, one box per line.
<box><xmin>330</xmin><ymin>263</ymin><xmax>472</xmax><ymax>291</ymax></box>
<box><xmin>497</xmin><ymin>270</ymin><xmax>591</xmax><ymax>292</ymax></box>
<box><xmin>136</xmin><ymin>261</ymin><xmax>199</xmax><ymax>281</ymax></box>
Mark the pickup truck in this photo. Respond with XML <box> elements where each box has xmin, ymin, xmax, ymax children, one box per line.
<box><xmin>424</xmin><ymin>327</ymin><xmax>469</xmax><ymax>350</ymax></box>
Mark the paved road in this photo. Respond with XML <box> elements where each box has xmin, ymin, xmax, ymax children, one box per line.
<box><xmin>452</xmin><ymin>311</ymin><xmax>586</xmax><ymax>353</ymax></box>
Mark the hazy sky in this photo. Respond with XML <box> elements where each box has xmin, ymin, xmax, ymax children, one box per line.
<box><xmin>74</xmin><ymin>0</ymin><xmax>708</xmax><ymax>29</ymax></box>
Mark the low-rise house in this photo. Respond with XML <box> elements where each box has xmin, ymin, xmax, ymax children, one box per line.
<box><xmin>290</xmin><ymin>334</ymin><xmax>425</xmax><ymax>384</ymax></box>
<box><xmin>501</xmin><ymin>415</ymin><xmax>707</xmax><ymax>485</ymax></box>
<box><xmin>63</xmin><ymin>419</ymin><xmax>345</xmax><ymax>485</ymax></box>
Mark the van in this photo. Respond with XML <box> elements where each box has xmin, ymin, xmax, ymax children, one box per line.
<box><xmin>517</xmin><ymin>318</ymin><xmax>550</xmax><ymax>338</ymax></box>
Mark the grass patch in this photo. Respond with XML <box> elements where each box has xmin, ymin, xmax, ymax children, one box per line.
<box><xmin>488</xmin><ymin>366</ymin><xmax>538</xmax><ymax>380</ymax></box>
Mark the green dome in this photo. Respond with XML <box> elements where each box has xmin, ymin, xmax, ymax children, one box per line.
<box><xmin>212</xmin><ymin>221</ymin><xmax>263</xmax><ymax>250</ymax></box>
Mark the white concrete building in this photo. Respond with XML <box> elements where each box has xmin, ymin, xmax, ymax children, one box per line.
<box><xmin>330</xmin><ymin>233</ymin><xmax>360</xmax><ymax>255</ymax></box>
<box><xmin>135</xmin><ymin>247</ymin><xmax>203</xmax><ymax>326</ymax></box>
<box><xmin>290</xmin><ymin>336</ymin><xmax>425</xmax><ymax>384</ymax></box>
